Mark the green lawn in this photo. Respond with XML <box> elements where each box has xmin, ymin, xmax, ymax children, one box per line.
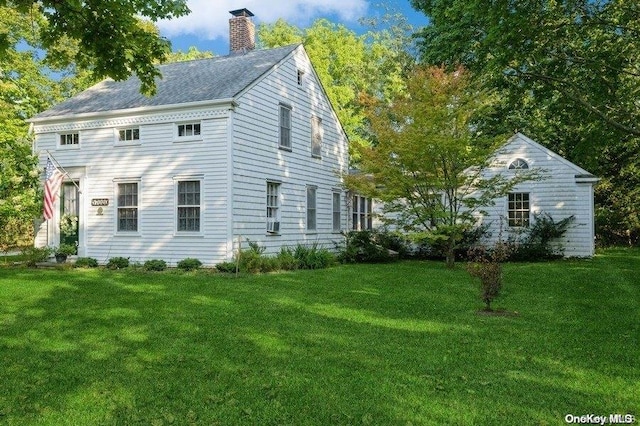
<box><xmin>0</xmin><ymin>250</ymin><xmax>638</xmax><ymax>425</ymax></box>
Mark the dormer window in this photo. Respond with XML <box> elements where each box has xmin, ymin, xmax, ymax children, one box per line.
<box><xmin>508</xmin><ymin>158</ymin><xmax>529</xmax><ymax>170</ymax></box>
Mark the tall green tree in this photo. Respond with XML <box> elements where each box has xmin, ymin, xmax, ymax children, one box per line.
<box><xmin>410</xmin><ymin>0</ymin><xmax>640</xmax><ymax>245</ymax></box>
<box><xmin>346</xmin><ymin>66</ymin><xmax>537</xmax><ymax>267</ymax></box>
<box><xmin>0</xmin><ymin>5</ymin><xmax>95</xmax><ymax>250</ymax></box>
<box><xmin>258</xmin><ymin>16</ymin><xmax>416</xmax><ymax>155</ymax></box>
<box><xmin>1</xmin><ymin>1</ymin><xmax>190</xmax><ymax>95</ymax></box>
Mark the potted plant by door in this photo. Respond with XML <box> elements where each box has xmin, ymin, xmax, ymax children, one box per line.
<box><xmin>54</xmin><ymin>243</ymin><xmax>76</xmax><ymax>263</ymax></box>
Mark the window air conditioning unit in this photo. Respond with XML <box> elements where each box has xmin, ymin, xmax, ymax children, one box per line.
<box><xmin>267</xmin><ymin>221</ymin><xmax>280</xmax><ymax>233</ymax></box>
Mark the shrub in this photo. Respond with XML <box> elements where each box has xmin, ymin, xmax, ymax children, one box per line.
<box><xmin>55</xmin><ymin>243</ymin><xmax>77</xmax><ymax>256</ymax></box>
<box><xmin>412</xmin><ymin>224</ymin><xmax>490</xmax><ymax>261</ymax></box>
<box><xmin>144</xmin><ymin>259</ymin><xmax>167</xmax><ymax>271</ymax></box>
<box><xmin>466</xmin><ymin>242</ymin><xmax>510</xmax><ymax>311</ymax></box>
<box><xmin>276</xmin><ymin>247</ymin><xmax>300</xmax><ymax>271</ymax></box>
<box><xmin>507</xmin><ymin>213</ymin><xmax>575</xmax><ymax>261</ymax></box>
<box><xmin>215</xmin><ymin>261</ymin><xmax>237</xmax><ymax>273</ymax></box>
<box><xmin>75</xmin><ymin>257</ymin><xmax>98</xmax><ymax>268</ymax></box>
<box><xmin>177</xmin><ymin>258</ymin><xmax>202</xmax><ymax>271</ymax></box>
<box><xmin>339</xmin><ymin>230</ymin><xmax>392</xmax><ymax>263</ymax></box>
<box><xmin>374</xmin><ymin>229</ymin><xmax>411</xmax><ymax>258</ymax></box>
<box><xmin>293</xmin><ymin>243</ymin><xmax>335</xmax><ymax>269</ymax></box>
<box><xmin>237</xmin><ymin>242</ymin><xmax>268</xmax><ymax>273</ymax></box>
<box><xmin>106</xmin><ymin>256</ymin><xmax>130</xmax><ymax>269</ymax></box>
<box><xmin>21</xmin><ymin>246</ymin><xmax>52</xmax><ymax>267</ymax></box>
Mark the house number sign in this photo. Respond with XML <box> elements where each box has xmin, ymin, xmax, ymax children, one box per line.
<box><xmin>91</xmin><ymin>198</ymin><xmax>109</xmax><ymax>207</ymax></box>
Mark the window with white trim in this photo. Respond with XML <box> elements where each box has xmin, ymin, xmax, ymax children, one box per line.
<box><xmin>177</xmin><ymin>180</ymin><xmax>201</xmax><ymax>232</ymax></box>
<box><xmin>177</xmin><ymin>122</ymin><xmax>201</xmax><ymax>138</ymax></box>
<box><xmin>508</xmin><ymin>192</ymin><xmax>530</xmax><ymax>227</ymax></box>
<box><xmin>508</xmin><ymin>158</ymin><xmax>529</xmax><ymax>169</ymax></box>
<box><xmin>332</xmin><ymin>191</ymin><xmax>341</xmax><ymax>231</ymax></box>
<box><xmin>118</xmin><ymin>127</ymin><xmax>140</xmax><ymax>143</ymax></box>
<box><xmin>59</xmin><ymin>132</ymin><xmax>79</xmax><ymax>147</ymax></box>
<box><xmin>311</xmin><ymin>115</ymin><xmax>323</xmax><ymax>158</ymax></box>
<box><xmin>297</xmin><ymin>69</ymin><xmax>304</xmax><ymax>86</ymax></box>
<box><xmin>279</xmin><ymin>104</ymin><xmax>292</xmax><ymax>149</ymax></box>
<box><xmin>352</xmin><ymin>195</ymin><xmax>372</xmax><ymax>231</ymax></box>
<box><xmin>306</xmin><ymin>186</ymin><xmax>316</xmax><ymax>231</ymax></box>
<box><xmin>117</xmin><ymin>182</ymin><xmax>138</xmax><ymax>232</ymax></box>
<box><xmin>266</xmin><ymin>182</ymin><xmax>280</xmax><ymax>233</ymax></box>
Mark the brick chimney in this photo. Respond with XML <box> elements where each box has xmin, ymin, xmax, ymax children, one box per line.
<box><xmin>229</xmin><ymin>8</ymin><xmax>255</xmax><ymax>54</ymax></box>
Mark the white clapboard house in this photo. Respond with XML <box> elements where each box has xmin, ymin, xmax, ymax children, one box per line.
<box><xmin>478</xmin><ymin>133</ymin><xmax>599</xmax><ymax>257</ymax></box>
<box><xmin>356</xmin><ymin>133</ymin><xmax>599</xmax><ymax>257</ymax></box>
<box><xmin>29</xmin><ymin>9</ymin><xmax>349</xmax><ymax>266</ymax></box>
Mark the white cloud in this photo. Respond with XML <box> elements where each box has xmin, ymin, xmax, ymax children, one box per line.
<box><xmin>157</xmin><ymin>0</ymin><xmax>369</xmax><ymax>40</ymax></box>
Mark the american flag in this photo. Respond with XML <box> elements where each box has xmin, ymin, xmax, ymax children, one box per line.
<box><xmin>43</xmin><ymin>158</ymin><xmax>63</xmax><ymax>220</ymax></box>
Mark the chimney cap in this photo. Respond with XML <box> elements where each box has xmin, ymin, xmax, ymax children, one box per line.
<box><xmin>230</xmin><ymin>8</ymin><xmax>254</xmax><ymax>18</ymax></box>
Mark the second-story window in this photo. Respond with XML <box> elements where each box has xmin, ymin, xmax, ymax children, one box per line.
<box><xmin>279</xmin><ymin>104</ymin><xmax>292</xmax><ymax>150</ymax></box>
<box><xmin>118</xmin><ymin>128</ymin><xmax>140</xmax><ymax>143</ymax></box>
<box><xmin>177</xmin><ymin>122</ymin><xmax>201</xmax><ymax>138</ymax></box>
<box><xmin>59</xmin><ymin>132</ymin><xmax>79</xmax><ymax>147</ymax></box>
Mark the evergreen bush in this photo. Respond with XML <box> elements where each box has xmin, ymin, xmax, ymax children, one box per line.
<box><xmin>143</xmin><ymin>259</ymin><xmax>167</xmax><ymax>271</ymax></box>
<box><xmin>177</xmin><ymin>258</ymin><xmax>202</xmax><ymax>271</ymax></box>
<box><xmin>74</xmin><ymin>257</ymin><xmax>98</xmax><ymax>268</ymax></box>
<box><xmin>106</xmin><ymin>257</ymin><xmax>130</xmax><ymax>269</ymax></box>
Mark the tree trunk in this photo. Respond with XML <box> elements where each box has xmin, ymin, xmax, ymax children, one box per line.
<box><xmin>445</xmin><ymin>247</ymin><xmax>456</xmax><ymax>268</ymax></box>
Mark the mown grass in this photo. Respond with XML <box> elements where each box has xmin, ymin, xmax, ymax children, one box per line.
<box><xmin>0</xmin><ymin>249</ymin><xmax>638</xmax><ymax>425</ymax></box>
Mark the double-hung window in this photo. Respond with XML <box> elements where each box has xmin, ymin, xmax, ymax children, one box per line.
<box><xmin>266</xmin><ymin>182</ymin><xmax>280</xmax><ymax>233</ymax></box>
<box><xmin>508</xmin><ymin>192</ymin><xmax>530</xmax><ymax>227</ymax></box>
<box><xmin>117</xmin><ymin>182</ymin><xmax>138</xmax><ymax>232</ymax></box>
<box><xmin>279</xmin><ymin>104</ymin><xmax>292</xmax><ymax>149</ymax></box>
<box><xmin>352</xmin><ymin>195</ymin><xmax>372</xmax><ymax>231</ymax></box>
<box><xmin>306</xmin><ymin>186</ymin><xmax>317</xmax><ymax>231</ymax></box>
<box><xmin>332</xmin><ymin>191</ymin><xmax>341</xmax><ymax>231</ymax></box>
<box><xmin>177</xmin><ymin>180</ymin><xmax>201</xmax><ymax>232</ymax></box>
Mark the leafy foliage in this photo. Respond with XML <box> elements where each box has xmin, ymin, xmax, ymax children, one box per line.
<box><xmin>292</xmin><ymin>243</ymin><xmax>336</xmax><ymax>270</ymax></box>
<box><xmin>466</xmin><ymin>242</ymin><xmax>510</xmax><ymax>311</ymax></box>
<box><xmin>2</xmin><ymin>1</ymin><xmax>190</xmax><ymax>95</ymax></box>
<box><xmin>106</xmin><ymin>256</ymin><xmax>130</xmax><ymax>270</ymax></box>
<box><xmin>20</xmin><ymin>246</ymin><xmax>51</xmax><ymax>267</ymax></box>
<box><xmin>54</xmin><ymin>243</ymin><xmax>76</xmax><ymax>256</ymax></box>
<box><xmin>143</xmin><ymin>259</ymin><xmax>167</xmax><ymax>271</ymax></box>
<box><xmin>339</xmin><ymin>230</ymin><xmax>396</xmax><ymax>264</ymax></box>
<box><xmin>410</xmin><ymin>0</ymin><xmax>640</xmax><ymax>245</ymax></box>
<box><xmin>507</xmin><ymin>214</ymin><xmax>575</xmax><ymax>261</ymax></box>
<box><xmin>74</xmin><ymin>257</ymin><xmax>98</xmax><ymax>268</ymax></box>
<box><xmin>231</xmin><ymin>241</ymin><xmax>335</xmax><ymax>273</ymax></box>
<box><xmin>347</xmin><ymin>66</ymin><xmax>540</xmax><ymax>267</ymax></box>
<box><xmin>176</xmin><ymin>258</ymin><xmax>202</xmax><ymax>271</ymax></box>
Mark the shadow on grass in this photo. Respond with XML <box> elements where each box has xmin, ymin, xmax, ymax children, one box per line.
<box><xmin>0</xmin><ymin>260</ymin><xmax>638</xmax><ymax>425</ymax></box>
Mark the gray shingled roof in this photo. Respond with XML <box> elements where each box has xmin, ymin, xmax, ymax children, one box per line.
<box><xmin>33</xmin><ymin>44</ymin><xmax>299</xmax><ymax>119</ymax></box>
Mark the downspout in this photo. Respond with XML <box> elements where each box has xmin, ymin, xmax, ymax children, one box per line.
<box><xmin>226</xmin><ymin>103</ymin><xmax>236</xmax><ymax>261</ymax></box>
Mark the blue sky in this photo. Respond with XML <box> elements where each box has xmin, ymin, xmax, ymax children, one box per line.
<box><xmin>157</xmin><ymin>0</ymin><xmax>428</xmax><ymax>56</ymax></box>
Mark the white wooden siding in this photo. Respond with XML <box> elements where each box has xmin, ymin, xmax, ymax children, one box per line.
<box><xmin>231</xmin><ymin>46</ymin><xmax>349</xmax><ymax>255</ymax></box>
<box><xmin>478</xmin><ymin>134</ymin><xmax>596</xmax><ymax>257</ymax></box>
<box><xmin>34</xmin><ymin>111</ymin><xmax>231</xmax><ymax>266</ymax></box>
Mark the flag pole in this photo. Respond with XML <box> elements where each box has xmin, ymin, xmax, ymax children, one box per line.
<box><xmin>44</xmin><ymin>150</ymin><xmax>81</xmax><ymax>193</ymax></box>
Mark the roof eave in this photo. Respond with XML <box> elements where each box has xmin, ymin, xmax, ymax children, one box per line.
<box><xmin>28</xmin><ymin>98</ymin><xmax>238</xmax><ymax>124</ymax></box>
